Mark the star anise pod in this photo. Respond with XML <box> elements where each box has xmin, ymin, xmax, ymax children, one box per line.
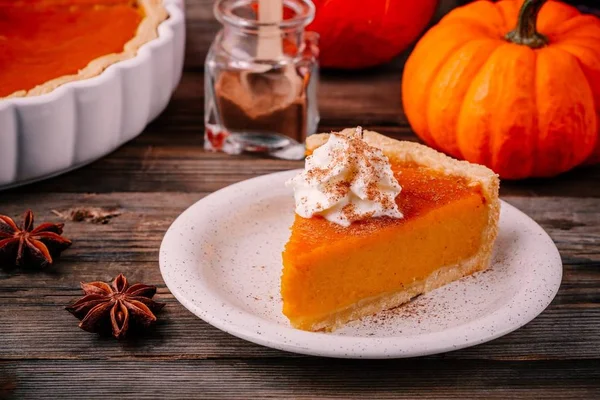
<box><xmin>66</xmin><ymin>274</ymin><xmax>165</xmax><ymax>339</ymax></box>
<box><xmin>0</xmin><ymin>210</ymin><xmax>72</xmax><ymax>269</ymax></box>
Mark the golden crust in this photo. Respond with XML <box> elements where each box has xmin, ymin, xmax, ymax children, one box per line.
<box><xmin>301</xmin><ymin>128</ymin><xmax>501</xmax><ymax>332</ymax></box>
<box><xmin>3</xmin><ymin>0</ymin><xmax>168</xmax><ymax>99</ymax></box>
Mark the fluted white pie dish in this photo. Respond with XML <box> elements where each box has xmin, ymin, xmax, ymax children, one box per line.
<box><xmin>0</xmin><ymin>0</ymin><xmax>185</xmax><ymax>190</ymax></box>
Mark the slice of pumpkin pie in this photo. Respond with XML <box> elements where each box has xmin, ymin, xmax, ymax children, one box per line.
<box><xmin>282</xmin><ymin>127</ymin><xmax>500</xmax><ymax>332</ymax></box>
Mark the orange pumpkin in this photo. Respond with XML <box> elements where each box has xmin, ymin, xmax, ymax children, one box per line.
<box><xmin>402</xmin><ymin>0</ymin><xmax>600</xmax><ymax>179</ymax></box>
<box><xmin>308</xmin><ymin>0</ymin><xmax>439</xmax><ymax>69</ymax></box>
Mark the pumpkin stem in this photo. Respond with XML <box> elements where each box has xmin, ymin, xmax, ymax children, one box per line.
<box><xmin>505</xmin><ymin>0</ymin><xmax>548</xmax><ymax>49</ymax></box>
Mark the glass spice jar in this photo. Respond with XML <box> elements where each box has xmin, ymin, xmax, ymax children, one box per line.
<box><xmin>204</xmin><ymin>0</ymin><xmax>319</xmax><ymax>159</ymax></box>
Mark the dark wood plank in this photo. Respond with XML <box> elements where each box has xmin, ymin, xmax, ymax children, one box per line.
<box><xmin>0</xmin><ymin>194</ymin><xmax>598</xmax><ymax>362</ymax></box>
<box><xmin>2</xmin><ymin>359</ymin><xmax>600</xmax><ymax>399</ymax></box>
<box><xmin>5</xmin><ymin>136</ymin><xmax>600</xmax><ymax>196</ymax></box>
<box><xmin>0</xmin><ymin>295</ymin><xmax>599</xmax><ymax>361</ymax></box>
<box><xmin>0</xmin><ymin>195</ymin><xmax>597</xmax><ymax>265</ymax></box>
<box><xmin>183</xmin><ymin>0</ymin><xmax>219</xmax><ymax>69</ymax></box>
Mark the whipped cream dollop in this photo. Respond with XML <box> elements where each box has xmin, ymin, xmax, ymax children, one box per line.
<box><xmin>287</xmin><ymin>127</ymin><xmax>403</xmax><ymax>227</ymax></box>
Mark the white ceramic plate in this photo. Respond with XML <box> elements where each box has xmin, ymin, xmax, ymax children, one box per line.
<box><xmin>160</xmin><ymin>170</ymin><xmax>562</xmax><ymax>359</ymax></box>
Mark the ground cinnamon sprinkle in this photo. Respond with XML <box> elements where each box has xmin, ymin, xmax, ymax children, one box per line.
<box><xmin>306</xmin><ymin>166</ymin><xmax>328</xmax><ymax>181</ymax></box>
<box><xmin>341</xmin><ymin>203</ymin><xmax>375</xmax><ymax>222</ymax></box>
<box><xmin>326</xmin><ymin>180</ymin><xmax>350</xmax><ymax>202</ymax></box>
<box><xmin>365</xmin><ymin>182</ymin><xmax>379</xmax><ymax>202</ymax></box>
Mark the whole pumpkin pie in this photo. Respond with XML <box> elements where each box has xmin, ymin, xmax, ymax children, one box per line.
<box><xmin>0</xmin><ymin>0</ymin><xmax>167</xmax><ymax>99</ymax></box>
<box><xmin>282</xmin><ymin>128</ymin><xmax>500</xmax><ymax>332</ymax></box>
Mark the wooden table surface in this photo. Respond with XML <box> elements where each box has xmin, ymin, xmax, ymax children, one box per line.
<box><xmin>2</xmin><ymin>1</ymin><xmax>600</xmax><ymax>398</ymax></box>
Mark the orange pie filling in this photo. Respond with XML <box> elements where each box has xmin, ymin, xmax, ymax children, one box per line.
<box><xmin>0</xmin><ymin>1</ymin><xmax>146</xmax><ymax>98</ymax></box>
<box><xmin>282</xmin><ymin>165</ymin><xmax>490</xmax><ymax>331</ymax></box>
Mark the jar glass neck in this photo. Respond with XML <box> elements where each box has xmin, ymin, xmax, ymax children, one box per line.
<box><xmin>214</xmin><ymin>0</ymin><xmax>315</xmax><ymax>61</ymax></box>
<box><xmin>214</xmin><ymin>0</ymin><xmax>315</xmax><ymax>31</ymax></box>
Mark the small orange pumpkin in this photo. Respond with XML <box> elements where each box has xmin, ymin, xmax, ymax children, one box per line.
<box><xmin>402</xmin><ymin>0</ymin><xmax>600</xmax><ymax>179</ymax></box>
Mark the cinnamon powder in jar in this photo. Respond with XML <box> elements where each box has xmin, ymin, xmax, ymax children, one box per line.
<box><xmin>215</xmin><ymin>68</ymin><xmax>308</xmax><ymax>143</ymax></box>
